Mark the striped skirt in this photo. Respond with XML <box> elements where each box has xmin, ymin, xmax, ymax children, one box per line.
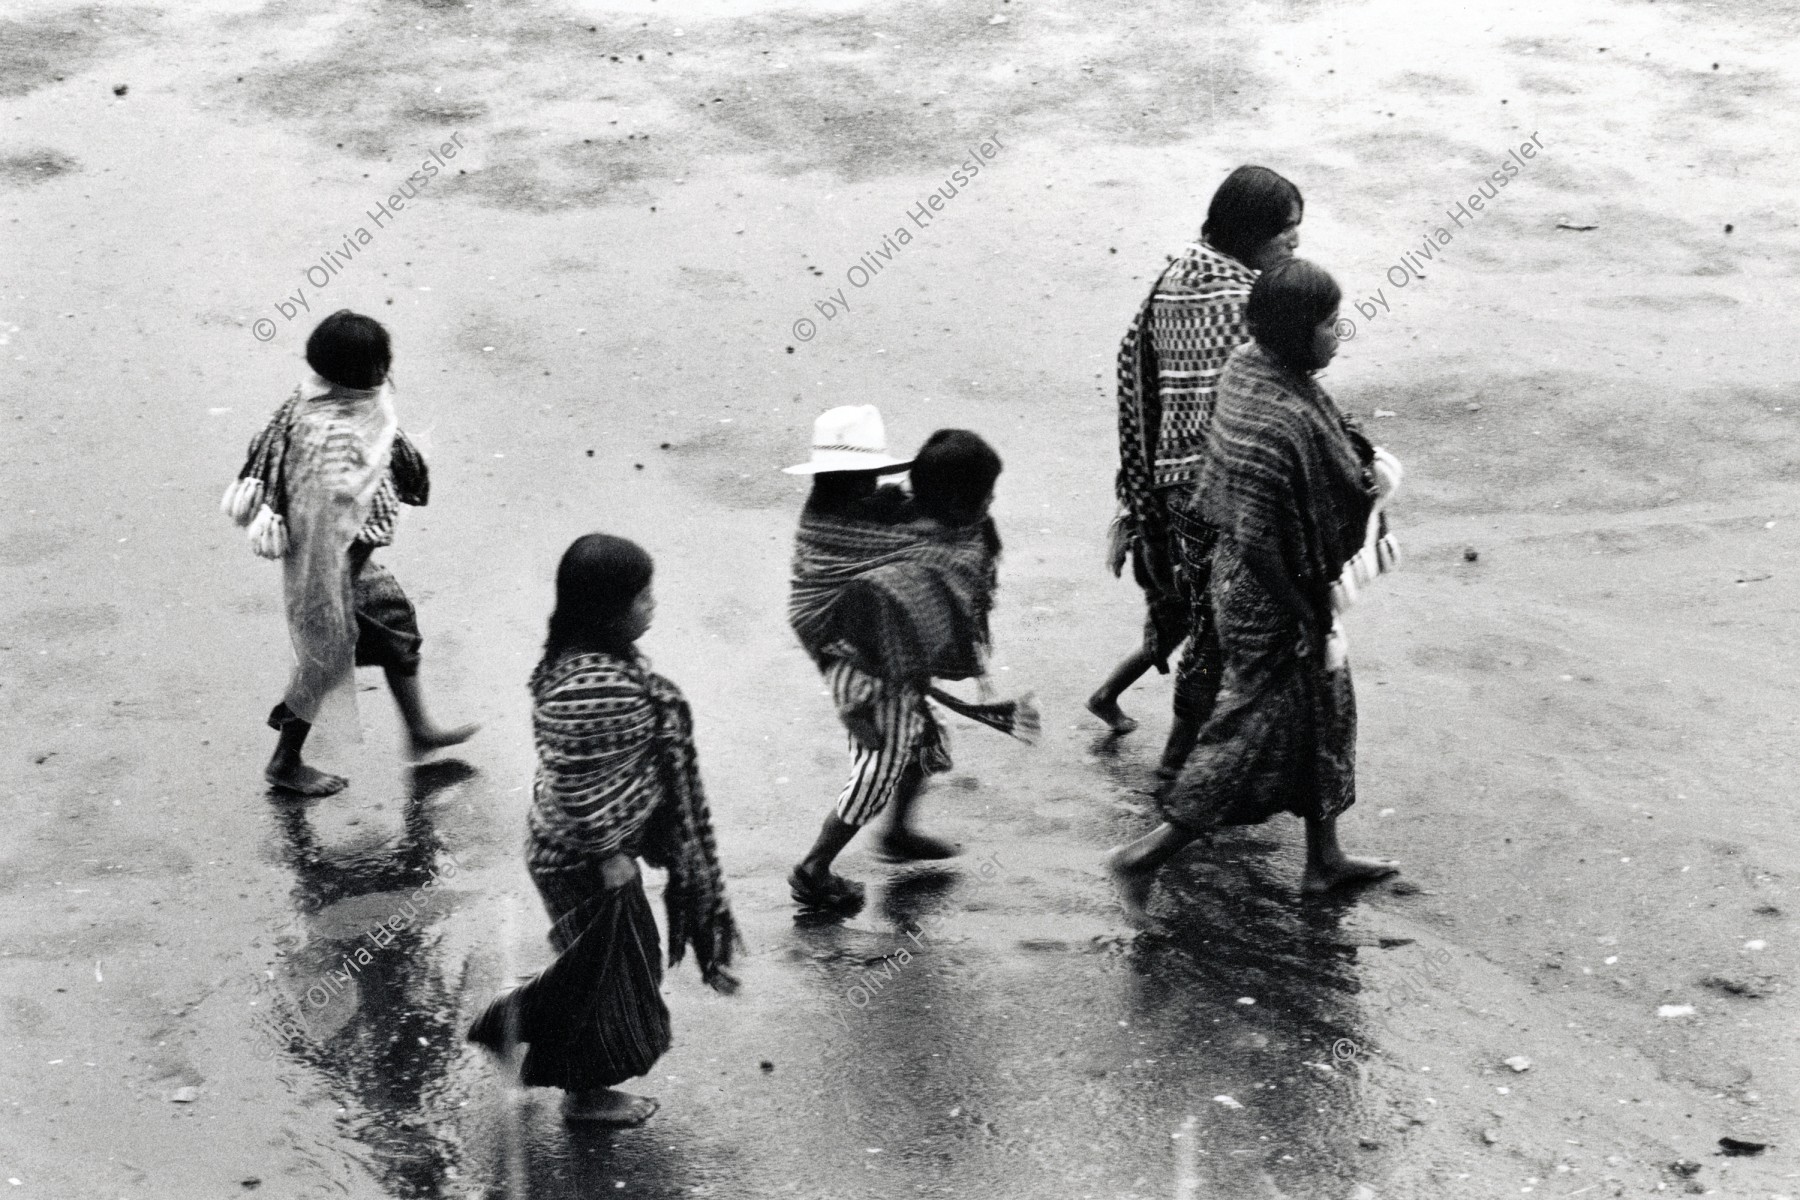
<box><xmin>467</xmin><ymin>841</ymin><xmax>670</xmax><ymax>1091</ymax></box>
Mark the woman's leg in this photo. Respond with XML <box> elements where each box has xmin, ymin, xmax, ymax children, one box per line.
<box><xmin>1087</xmin><ymin>647</ymin><xmax>1157</xmax><ymax>733</ymax></box>
<box><xmin>1103</xmin><ymin>821</ymin><xmax>1206</xmax><ymax>927</ymax></box>
<box><xmin>264</xmin><ymin>705</ymin><xmax>347</xmax><ymax>796</ymax></box>
<box><xmin>1155</xmin><ymin>714</ymin><xmax>1201</xmax><ymax>780</ymax></box>
<box><xmin>1300</xmin><ymin>815</ymin><xmax>1399</xmax><ymax>894</ymax></box>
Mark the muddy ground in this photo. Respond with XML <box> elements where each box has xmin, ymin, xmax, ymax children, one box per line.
<box><xmin>1</xmin><ymin>0</ymin><xmax>1796</xmax><ymax>1196</ymax></box>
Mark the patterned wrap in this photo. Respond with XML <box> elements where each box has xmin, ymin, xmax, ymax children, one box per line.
<box><xmin>789</xmin><ymin>508</ymin><xmax>998</xmax><ymax>686</ymax></box>
<box><xmin>526</xmin><ymin>650</ymin><xmax>737</xmax><ymax>981</ymax></box>
<box><xmin>1113</xmin><ymin>242</ymin><xmax>1258</xmax><ymax>666</ymax></box>
<box><xmin>1161</xmin><ymin>341</ymin><xmax>1378</xmax><ymax>829</ymax></box>
<box><xmin>223</xmin><ymin>377</ymin><xmax>429</xmax><ymax>554</ymax></box>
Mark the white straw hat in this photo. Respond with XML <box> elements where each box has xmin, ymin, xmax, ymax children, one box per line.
<box><xmin>782</xmin><ymin>404</ymin><xmax>914</xmax><ymax>475</ymax></box>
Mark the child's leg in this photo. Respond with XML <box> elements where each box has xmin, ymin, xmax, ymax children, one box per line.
<box><xmin>386</xmin><ymin>667</ymin><xmax>479</xmax><ymax>756</ymax></box>
<box><xmin>1087</xmin><ymin>646</ymin><xmax>1156</xmax><ymax>733</ymax></box>
<box><xmin>264</xmin><ymin>704</ymin><xmax>347</xmax><ymax>796</ymax></box>
<box><xmin>877</xmin><ymin>761</ymin><xmax>957</xmax><ymax>861</ymax></box>
<box><xmin>350</xmin><ymin>550</ymin><xmax>477</xmax><ymax>755</ymax></box>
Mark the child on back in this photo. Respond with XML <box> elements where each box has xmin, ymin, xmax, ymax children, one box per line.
<box><xmin>223</xmin><ymin>310</ymin><xmax>476</xmax><ymax>795</ymax></box>
<box><xmin>788</xmin><ymin>423</ymin><xmax>1033</xmax><ymax>911</ymax></box>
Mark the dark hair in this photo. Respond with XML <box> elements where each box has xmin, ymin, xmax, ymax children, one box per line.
<box><xmin>1246</xmin><ymin>258</ymin><xmax>1342</xmax><ymax>372</ymax></box>
<box><xmin>1201</xmin><ymin>166</ymin><xmax>1304</xmax><ymax>265</ymax></box>
<box><xmin>306</xmin><ymin>310</ymin><xmax>392</xmax><ymax>390</ymax></box>
<box><xmin>542</xmin><ymin>534</ymin><xmax>654</xmax><ymax>665</ymax></box>
<box><xmin>910</xmin><ymin>429</ymin><xmax>1002</xmax><ymax>527</ymax></box>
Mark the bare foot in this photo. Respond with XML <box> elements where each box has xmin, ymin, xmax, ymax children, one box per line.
<box><xmin>407</xmin><ymin>722</ymin><xmax>480</xmax><ymax>760</ymax></box>
<box><xmin>562</xmin><ymin>1088</ymin><xmax>658</xmax><ymax>1126</ymax></box>
<box><xmin>1103</xmin><ymin>845</ymin><xmax>1160</xmax><ymax>930</ymax></box>
<box><xmin>1301</xmin><ymin>855</ymin><xmax>1400</xmax><ymax>895</ymax></box>
<box><xmin>1086</xmin><ymin>694</ymin><xmax>1139</xmax><ymax>735</ymax></box>
<box><xmin>265</xmin><ymin>761</ymin><xmax>348</xmax><ymax>797</ymax></box>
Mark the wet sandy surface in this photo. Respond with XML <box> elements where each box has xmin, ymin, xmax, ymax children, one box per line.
<box><xmin>2</xmin><ymin>0</ymin><xmax>1797</xmax><ymax>1196</ymax></box>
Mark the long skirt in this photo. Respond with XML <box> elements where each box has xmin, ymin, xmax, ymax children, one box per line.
<box><xmin>1166</xmin><ymin>492</ymin><xmax>1224</xmax><ymax>726</ymax></box>
<box><xmin>466</xmin><ymin>842</ymin><xmax>671</xmax><ymax>1092</ymax></box>
<box><xmin>1160</xmin><ymin>538</ymin><xmax>1357</xmax><ymax>831</ymax></box>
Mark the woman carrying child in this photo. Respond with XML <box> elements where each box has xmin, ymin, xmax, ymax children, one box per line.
<box><xmin>467</xmin><ymin>534</ymin><xmax>738</xmax><ymax>1126</ymax></box>
<box><xmin>787</xmin><ymin>416</ymin><xmax>1034</xmax><ymax>911</ymax></box>
<box><xmin>222</xmin><ymin>310</ymin><xmax>475</xmax><ymax>795</ymax></box>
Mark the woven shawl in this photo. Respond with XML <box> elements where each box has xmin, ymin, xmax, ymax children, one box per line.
<box><xmin>790</xmin><ymin>509</ymin><xmax>997</xmax><ymax>685</ymax></box>
<box><xmin>1115</xmin><ymin>241</ymin><xmax>1258</xmax><ymax>547</ymax></box>
<box><xmin>223</xmin><ymin>377</ymin><xmax>428</xmax><ymax>555</ymax></box>
<box><xmin>527</xmin><ymin>651</ymin><xmax>737</xmax><ymax>980</ymax></box>
<box><xmin>1198</xmin><ymin>342</ymin><xmax>1376</xmax><ymax>621</ymax></box>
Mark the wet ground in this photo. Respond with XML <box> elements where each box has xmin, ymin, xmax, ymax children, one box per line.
<box><xmin>2</xmin><ymin>0</ymin><xmax>1798</xmax><ymax>1196</ymax></box>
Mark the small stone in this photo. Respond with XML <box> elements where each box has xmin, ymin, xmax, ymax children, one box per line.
<box><xmin>1717</xmin><ymin>1136</ymin><xmax>1766</xmax><ymax>1156</ymax></box>
<box><xmin>169</xmin><ymin>1086</ymin><xmax>200</xmax><ymax>1103</ymax></box>
<box><xmin>113</xmin><ymin>83</ymin><xmax>128</xmax><ymax>96</ymax></box>
<box><xmin>1669</xmin><ymin>1160</ymin><xmax>1701</xmax><ymax>1177</ymax></box>
<box><xmin>1482</xmin><ymin>1128</ymin><xmax>1500</xmax><ymax>1145</ymax></box>
<box><xmin>1657</xmin><ymin>1004</ymin><xmax>1696</xmax><ymax>1018</ymax></box>
<box><xmin>1212</xmin><ymin>1095</ymin><xmax>1243</xmax><ymax>1109</ymax></box>
<box><xmin>1503</xmin><ymin>1056</ymin><xmax>1532</xmax><ymax>1073</ymax></box>
<box><xmin>759</xmin><ymin>1060</ymin><xmax>774</xmax><ymax>1072</ymax></box>
<box><xmin>1463</xmin><ymin>548</ymin><xmax>1480</xmax><ymax>562</ymax></box>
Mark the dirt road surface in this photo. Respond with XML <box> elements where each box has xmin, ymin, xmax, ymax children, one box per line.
<box><xmin>1</xmin><ymin>0</ymin><xmax>1795</xmax><ymax>1196</ymax></box>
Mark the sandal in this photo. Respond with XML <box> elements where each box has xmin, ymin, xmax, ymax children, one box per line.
<box><xmin>788</xmin><ymin>866</ymin><xmax>866</xmax><ymax>912</ymax></box>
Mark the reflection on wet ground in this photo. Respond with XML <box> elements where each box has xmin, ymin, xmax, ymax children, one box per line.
<box><xmin>262</xmin><ymin>760</ymin><xmax>476</xmax><ymax>1199</ymax></box>
<box><xmin>247</xmin><ymin>751</ymin><xmax>1395</xmax><ymax>1198</ymax></box>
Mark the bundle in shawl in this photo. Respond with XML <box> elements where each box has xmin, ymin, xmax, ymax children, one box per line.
<box><xmin>527</xmin><ymin>651</ymin><xmax>738</xmax><ymax>982</ymax></box>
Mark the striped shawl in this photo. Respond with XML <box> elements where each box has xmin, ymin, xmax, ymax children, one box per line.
<box><xmin>790</xmin><ymin>508</ymin><xmax>997</xmax><ymax>685</ymax></box>
<box><xmin>1198</xmin><ymin>342</ymin><xmax>1377</xmax><ymax>624</ymax></box>
<box><xmin>527</xmin><ymin>651</ymin><xmax>737</xmax><ymax>981</ymax></box>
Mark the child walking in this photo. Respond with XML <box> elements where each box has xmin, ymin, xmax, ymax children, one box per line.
<box><xmin>787</xmin><ymin>418</ymin><xmax>1036</xmax><ymax>911</ymax></box>
<box><xmin>222</xmin><ymin>310</ymin><xmax>476</xmax><ymax>795</ymax></box>
<box><xmin>467</xmin><ymin>534</ymin><xmax>738</xmax><ymax>1126</ymax></box>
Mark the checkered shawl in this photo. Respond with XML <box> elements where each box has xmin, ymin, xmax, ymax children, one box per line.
<box><xmin>226</xmin><ymin>379</ymin><xmax>428</xmax><ymax>550</ymax></box>
<box><xmin>1114</xmin><ymin>242</ymin><xmax>1257</xmax><ymax>561</ymax></box>
<box><xmin>527</xmin><ymin>651</ymin><xmax>737</xmax><ymax>980</ymax></box>
<box><xmin>1200</xmin><ymin>342</ymin><xmax>1377</xmax><ymax>621</ymax></box>
<box><xmin>791</xmin><ymin>509</ymin><xmax>997</xmax><ymax>683</ymax></box>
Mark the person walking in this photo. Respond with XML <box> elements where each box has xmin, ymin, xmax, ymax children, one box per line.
<box><xmin>1089</xmin><ymin>166</ymin><xmax>1306</xmax><ymax>783</ymax></box>
<box><xmin>1106</xmin><ymin>259</ymin><xmax>1401</xmax><ymax>925</ymax></box>
<box><xmin>223</xmin><ymin>310</ymin><xmax>476</xmax><ymax>796</ymax></box>
<box><xmin>467</xmin><ymin>534</ymin><xmax>738</xmax><ymax>1126</ymax></box>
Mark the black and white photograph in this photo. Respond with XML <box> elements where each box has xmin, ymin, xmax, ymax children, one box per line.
<box><xmin>1</xmin><ymin>0</ymin><xmax>1794</xmax><ymax>1195</ymax></box>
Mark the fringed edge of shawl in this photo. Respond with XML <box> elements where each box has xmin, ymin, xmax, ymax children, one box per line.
<box><xmin>247</xmin><ymin>504</ymin><xmax>289</xmax><ymax>560</ymax></box>
<box><xmin>221</xmin><ymin>476</ymin><xmax>264</xmax><ymax>525</ymax></box>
